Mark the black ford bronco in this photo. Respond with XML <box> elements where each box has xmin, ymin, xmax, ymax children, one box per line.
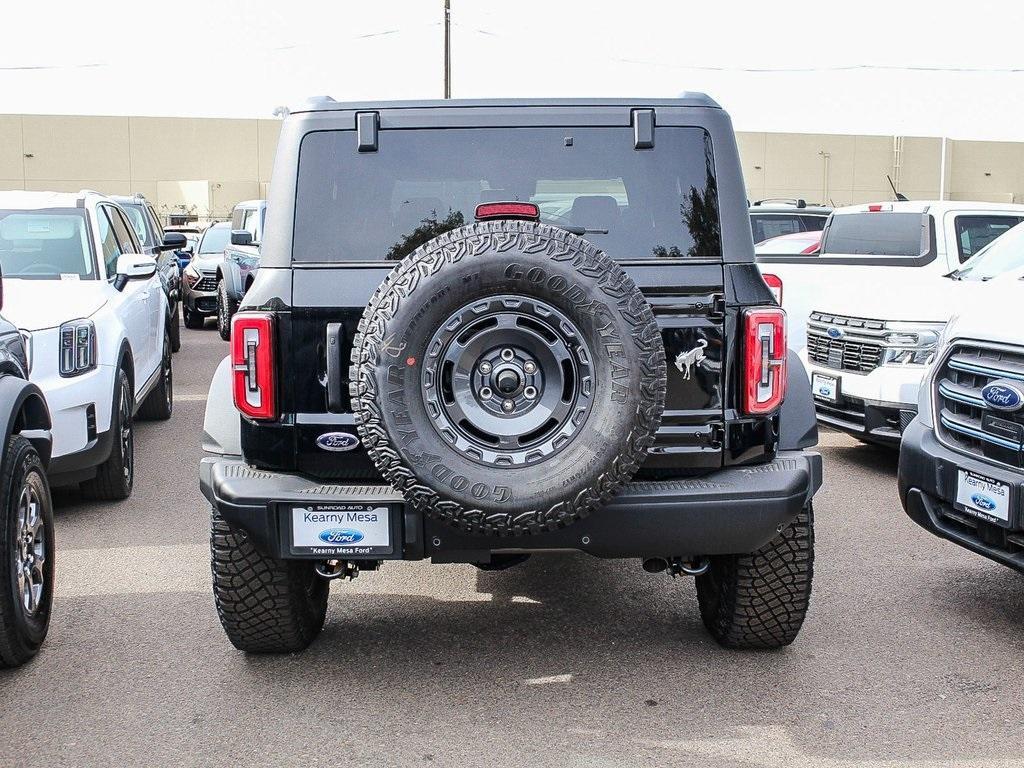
<box><xmin>199</xmin><ymin>96</ymin><xmax>822</xmax><ymax>653</ymax></box>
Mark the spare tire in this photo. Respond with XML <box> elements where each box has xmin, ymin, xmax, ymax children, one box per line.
<box><xmin>350</xmin><ymin>220</ymin><xmax>666</xmax><ymax>536</ymax></box>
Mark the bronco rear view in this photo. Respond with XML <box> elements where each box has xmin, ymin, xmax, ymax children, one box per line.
<box><xmin>199</xmin><ymin>96</ymin><xmax>822</xmax><ymax>653</ymax></box>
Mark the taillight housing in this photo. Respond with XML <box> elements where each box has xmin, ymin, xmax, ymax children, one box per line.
<box><xmin>231</xmin><ymin>312</ymin><xmax>277</xmax><ymax>420</ymax></box>
<box><xmin>762</xmin><ymin>273</ymin><xmax>783</xmax><ymax>305</ymax></box>
<box><xmin>742</xmin><ymin>308</ymin><xmax>787</xmax><ymax>415</ymax></box>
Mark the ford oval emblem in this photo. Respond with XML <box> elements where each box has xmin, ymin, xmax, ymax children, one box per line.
<box><xmin>319</xmin><ymin>528</ymin><xmax>364</xmax><ymax>545</ymax></box>
<box><xmin>981</xmin><ymin>380</ymin><xmax>1024</xmax><ymax>412</ymax></box>
<box><xmin>316</xmin><ymin>432</ymin><xmax>360</xmax><ymax>452</ymax></box>
<box><xmin>971</xmin><ymin>493</ymin><xmax>997</xmax><ymax>512</ymax></box>
<box><xmin>827</xmin><ymin>327</ymin><xmax>844</xmax><ymax>339</ymax></box>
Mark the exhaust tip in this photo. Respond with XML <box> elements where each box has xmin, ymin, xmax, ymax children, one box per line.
<box><xmin>642</xmin><ymin>558</ymin><xmax>668</xmax><ymax>574</ymax></box>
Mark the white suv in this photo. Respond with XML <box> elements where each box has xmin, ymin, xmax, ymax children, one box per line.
<box><xmin>0</xmin><ymin>190</ymin><xmax>173</xmax><ymax>499</ymax></box>
<box><xmin>759</xmin><ymin>200</ymin><xmax>1024</xmax><ymax>444</ymax></box>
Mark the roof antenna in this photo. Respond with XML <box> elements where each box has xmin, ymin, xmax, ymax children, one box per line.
<box><xmin>887</xmin><ymin>174</ymin><xmax>908</xmax><ymax>202</ymax></box>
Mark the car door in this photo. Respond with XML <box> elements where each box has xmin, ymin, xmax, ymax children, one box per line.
<box><xmin>100</xmin><ymin>206</ymin><xmax>158</xmax><ymax>390</ymax></box>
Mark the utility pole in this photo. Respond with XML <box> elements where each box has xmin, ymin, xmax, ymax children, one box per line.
<box><xmin>443</xmin><ymin>0</ymin><xmax>451</xmax><ymax>99</ymax></box>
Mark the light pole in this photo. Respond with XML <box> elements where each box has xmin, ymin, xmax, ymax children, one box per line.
<box><xmin>444</xmin><ymin>0</ymin><xmax>451</xmax><ymax>99</ymax></box>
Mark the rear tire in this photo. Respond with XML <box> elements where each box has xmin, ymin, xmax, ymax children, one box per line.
<box><xmin>210</xmin><ymin>508</ymin><xmax>328</xmax><ymax>653</ymax></box>
<box><xmin>695</xmin><ymin>504</ymin><xmax>814</xmax><ymax>649</ymax></box>
<box><xmin>217</xmin><ymin>280</ymin><xmax>237</xmax><ymax>341</ymax></box>
<box><xmin>169</xmin><ymin>304</ymin><xmax>181</xmax><ymax>353</ymax></box>
<box><xmin>183</xmin><ymin>305</ymin><xmax>205</xmax><ymax>329</ymax></box>
<box><xmin>80</xmin><ymin>368</ymin><xmax>134</xmax><ymax>501</ymax></box>
<box><xmin>0</xmin><ymin>436</ymin><xmax>54</xmax><ymax>668</ymax></box>
<box><xmin>138</xmin><ymin>331</ymin><xmax>173</xmax><ymax>421</ymax></box>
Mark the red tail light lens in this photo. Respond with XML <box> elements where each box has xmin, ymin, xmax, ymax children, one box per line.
<box><xmin>231</xmin><ymin>312</ymin><xmax>277</xmax><ymax>420</ymax></box>
<box><xmin>762</xmin><ymin>273</ymin><xmax>783</xmax><ymax>305</ymax></box>
<box><xmin>475</xmin><ymin>202</ymin><xmax>540</xmax><ymax>221</ymax></box>
<box><xmin>743</xmin><ymin>308</ymin><xmax>787</xmax><ymax>415</ymax></box>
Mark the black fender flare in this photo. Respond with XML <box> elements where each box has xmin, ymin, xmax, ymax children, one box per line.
<box><xmin>778</xmin><ymin>349</ymin><xmax>818</xmax><ymax>451</ymax></box>
<box><xmin>220</xmin><ymin>260</ymin><xmax>245</xmax><ymax>301</ymax></box>
<box><xmin>0</xmin><ymin>376</ymin><xmax>53</xmax><ymax>468</ymax></box>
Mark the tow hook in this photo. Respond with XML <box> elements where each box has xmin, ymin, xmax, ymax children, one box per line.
<box><xmin>315</xmin><ymin>560</ymin><xmax>360</xmax><ymax>580</ymax></box>
<box><xmin>644</xmin><ymin>556</ymin><xmax>711</xmax><ymax>577</ymax></box>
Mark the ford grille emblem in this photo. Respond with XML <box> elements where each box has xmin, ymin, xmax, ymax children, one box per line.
<box><xmin>981</xmin><ymin>380</ymin><xmax>1024</xmax><ymax>413</ymax></box>
<box><xmin>970</xmin><ymin>493</ymin><xmax>997</xmax><ymax>512</ymax></box>
<box><xmin>826</xmin><ymin>327</ymin><xmax>844</xmax><ymax>339</ymax></box>
<box><xmin>316</xmin><ymin>432</ymin><xmax>360</xmax><ymax>452</ymax></box>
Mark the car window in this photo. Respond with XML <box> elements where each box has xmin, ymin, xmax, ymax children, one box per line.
<box><xmin>98</xmin><ymin>207</ymin><xmax>126</xmax><ymax>278</ymax></box>
<box><xmin>198</xmin><ymin>225</ymin><xmax>231</xmax><ymax>254</ymax></box>
<box><xmin>820</xmin><ymin>212</ymin><xmax>928</xmax><ymax>257</ymax></box>
<box><xmin>109</xmin><ymin>208</ymin><xmax>139</xmax><ymax>255</ymax></box>
<box><xmin>146</xmin><ymin>205</ymin><xmax>164</xmax><ymax>241</ymax></box>
<box><xmin>955</xmin><ymin>220</ymin><xmax>1024</xmax><ymax>280</ymax></box>
<box><xmin>954</xmin><ymin>215</ymin><xmax>1023</xmax><ymax>263</ymax></box>
<box><xmin>121</xmin><ymin>204</ymin><xmax>152</xmax><ymax>247</ymax></box>
<box><xmin>751</xmin><ymin>214</ymin><xmax>803</xmax><ymax>244</ymax></box>
<box><xmin>0</xmin><ymin>208</ymin><xmax>96</xmax><ymax>280</ymax></box>
<box><xmin>293</xmin><ymin>126</ymin><xmax>722</xmax><ymax>262</ymax></box>
<box><xmin>241</xmin><ymin>209</ymin><xmax>260</xmax><ymax>243</ymax></box>
<box><xmin>799</xmin><ymin>215</ymin><xmax>828</xmax><ymax>232</ymax></box>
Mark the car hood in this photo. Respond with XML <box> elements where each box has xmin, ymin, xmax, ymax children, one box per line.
<box><xmin>2</xmin><ymin>279</ymin><xmax>108</xmax><ymax>331</ymax></box>
<box><xmin>945</xmin><ymin>279</ymin><xmax>1024</xmax><ymax>345</ymax></box>
<box><xmin>809</xmin><ymin>273</ymin><xmax>992</xmax><ymax>325</ymax></box>
<box><xmin>191</xmin><ymin>253</ymin><xmax>224</xmax><ymax>270</ymax></box>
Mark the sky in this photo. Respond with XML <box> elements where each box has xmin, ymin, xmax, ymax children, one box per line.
<box><xmin>3</xmin><ymin>0</ymin><xmax>1024</xmax><ymax>140</ymax></box>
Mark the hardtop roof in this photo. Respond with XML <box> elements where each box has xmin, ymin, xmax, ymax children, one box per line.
<box><xmin>290</xmin><ymin>94</ymin><xmax>721</xmax><ymax>114</ymax></box>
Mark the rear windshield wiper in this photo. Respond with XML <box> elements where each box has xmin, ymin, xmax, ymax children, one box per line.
<box><xmin>549</xmin><ymin>224</ymin><xmax>609</xmax><ymax>236</ymax></box>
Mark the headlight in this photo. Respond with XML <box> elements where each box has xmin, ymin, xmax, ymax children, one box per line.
<box><xmin>183</xmin><ymin>264</ymin><xmax>200</xmax><ymax>287</ymax></box>
<box><xmin>59</xmin><ymin>319</ymin><xmax>96</xmax><ymax>377</ymax></box>
<box><xmin>880</xmin><ymin>321</ymin><xmax>946</xmax><ymax>367</ymax></box>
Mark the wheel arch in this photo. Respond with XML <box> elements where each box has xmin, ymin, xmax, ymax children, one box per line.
<box><xmin>0</xmin><ymin>376</ymin><xmax>53</xmax><ymax>468</ymax></box>
<box><xmin>778</xmin><ymin>350</ymin><xmax>818</xmax><ymax>451</ymax></box>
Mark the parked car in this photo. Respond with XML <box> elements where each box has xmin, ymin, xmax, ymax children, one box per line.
<box><xmin>0</xmin><ymin>268</ymin><xmax>54</xmax><ymax>668</ymax></box>
<box><xmin>182</xmin><ymin>222</ymin><xmax>231</xmax><ymax>329</ymax></box>
<box><xmin>749</xmin><ymin>199</ymin><xmax>831</xmax><ymax>246</ymax></box>
<box><xmin>796</xmin><ymin>203</ymin><xmax>1024</xmax><ymax>445</ymax></box>
<box><xmin>216</xmin><ymin>200</ymin><xmax>265</xmax><ymax>340</ymax></box>
<box><xmin>0</xmin><ymin>190</ymin><xmax>174</xmax><ymax>500</ymax></box>
<box><xmin>110</xmin><ymin>194</ymin><xmax>188</xmax><ymax>353</ymax></box>
<box><xmin>760</xmin><ymin>201</ymin><xmax>1024</xmax><ymax>354</ymax></box>
<box><xmin>755</xmin><ymin>230</ymin><xmax>822</xmax><ymax>256</ymax></box>
<box><xmin>200</xmin><ymin>96</ymin><xmax>822</xmax><ymax>654</ymax></box>
<box><xmin>899</xmin><ymin>278</ymin><xmax>1024</xmax><ymax>573</ymax></box>
<box><xmin>165</xmin><ymin>225</ymin><xmax>206</xmax><ymax>269</ymax></box>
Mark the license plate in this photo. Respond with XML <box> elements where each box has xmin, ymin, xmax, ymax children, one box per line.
<box><xmin>955</xmin><ymin>470</ymin><xmax>1011</xmax><ymax>524</ymax></box>
<box><xmin>812</xmin><ymin>373</ymin><xmax>839</xmax><ymax>403</ymax></box>
<box><xmin>290</xmin><ymin>504</ymin><xmax>392</xmax><ymax>556</ymax></box>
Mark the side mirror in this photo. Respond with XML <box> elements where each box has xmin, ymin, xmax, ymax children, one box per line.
<box><xmin>230</xmin><ymin>230</ymin><xmax>253</xmax><ymax>246</ymax></box>
<box><xmin>114</xmin><ymin>254</ymin><xmax>157</xmax><ymax>290</ymax></box>
<box><xmin>159</xmin><ymin>232</ymin><xmax>188</xmax><ymax>252</ymax></box>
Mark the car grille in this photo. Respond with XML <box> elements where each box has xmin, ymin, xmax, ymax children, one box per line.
<box><xmin>806</xmin><ymin>312</ymin><xmax>885</xmax><ymax>373</ymax></box>
<box><xmin>934</xmin><ymin>343</ymin><xmax>1024</xmax><ymax>469</ymax></box>
<box><xmin>193</xmin><ymin>273</ymin><xmax>218</xmax><ymax>292</ymax></box>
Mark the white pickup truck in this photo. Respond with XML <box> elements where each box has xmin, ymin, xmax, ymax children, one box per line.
<box><xmin>760</xmin><ymin>201</ymin><xmax>1024</xmax><ymax>445</ymax></box>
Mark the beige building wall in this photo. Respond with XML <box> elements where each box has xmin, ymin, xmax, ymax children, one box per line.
<box><xmin>1</xmin><ymin>113</ymin><xmax>1023</xmax><ymax>215</ymax></box>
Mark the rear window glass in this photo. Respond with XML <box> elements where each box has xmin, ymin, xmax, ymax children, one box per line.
<box><xmin>821</xmin><ymin>212</ymin><xmax>928</xmax><ymax>257</ymax></box>
<box><xmin>751</xmin><ymin>214</ymin><xmax>802</xmax><ymax>244</ymax></box>
<box><xmin>293</xmin><ymin>127</ymin><xmax>721</xmax><ymax>262</ymax></box>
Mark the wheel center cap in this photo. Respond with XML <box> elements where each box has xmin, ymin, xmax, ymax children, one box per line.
<box><xmin>495</xmin><ymin>369</ymin><xmax>521</xmax><ymax>395</ymax></box>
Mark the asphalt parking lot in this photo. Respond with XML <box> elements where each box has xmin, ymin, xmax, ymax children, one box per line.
<box><xmin>1</xmin><ymin>324</ymin><xmax>1023</xmax><ymax>768</ymax></box>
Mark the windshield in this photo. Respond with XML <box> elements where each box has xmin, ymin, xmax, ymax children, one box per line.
<box><xmin>120</xmin><ymin>204</ymin><xmax>153</xmax><ymax>246</ymax></box>
<box><xmin>0</xmin><ymin>209</ymin><xmax>96</xmax><ymax>280</ymax></box>
<box><xmin>955</xmin><ymin>221</ymin><xmax>1024</xmax><ymax>280</ymax></box>
<box><xmin>821</xmin><ymin>212</ymin><xmax>927</xmax><ymax>257</ymax></box>
<box><xmin>293</xmin><ymin>126</ymin><xmax>722</xmax><ymax>262</ymax></box>
<box><xmin>198</xmin><ymin>225</ymin><xmax>231</xmax><ymax>254</ymax></box>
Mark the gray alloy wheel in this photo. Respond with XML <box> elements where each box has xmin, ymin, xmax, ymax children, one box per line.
<box><xmin>14</xmin><ymin>478</ymin><xmax>46</xmax><ymax>616</ymax></box>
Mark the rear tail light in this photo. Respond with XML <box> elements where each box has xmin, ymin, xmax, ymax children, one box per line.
<box><xmin>762</xmin><ymin>273</ymin><xmax>783</xmax><ymax>305</ymax></box>
<box><xmin>231</xmin><ymin>312</ymin><xmax>277</xmax><ymax>420</ymax></box>
<box><xmin>475</xmin><ymin>202</ymin><xmax>540</xmax><ymax>221</ymax></box>
<box><xmin>742</xmin><ymin>308</ymin><xmax>787</xmax><ymax>415</ymax></box>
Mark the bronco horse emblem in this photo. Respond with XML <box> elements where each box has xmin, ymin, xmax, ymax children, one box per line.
<box><xmin>675</xmin><ymin>339</ymin><xmax>708</xmax><ymax>380</ymax></box>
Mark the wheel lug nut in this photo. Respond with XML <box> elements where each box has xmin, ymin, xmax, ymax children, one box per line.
<box><xmin>523</xmin><ymin>361</ymin><xmax>536</xmax><ymax>374</ymax></box>
<box><xmin>501</xmin><ymin>348</ymin><xmax>514</xmax><ymax>361</ymax></box>
<box><xmin>502</xmin><ymin>399</ymin><xmax>515</xmax><ymax>412</ymax></box>
<box><xmin>480</xmin><ymin>387</ymin><xmax>492</xmax><ymax>400</ymax></box>
<box><xmin>479</xmin><ymin>362</ymin><xmax>492</xmax><ymax>374</ymax></box>
<box><xmin>524</xmin><ymin>386</ymin><xmax>537</xmax><ymax>400</ymax></box>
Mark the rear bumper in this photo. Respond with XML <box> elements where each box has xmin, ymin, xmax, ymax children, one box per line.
<box><xmin>899</xmin><ymin>419</ymin><xmax>1024</xmax><ymax>572</ymax></box>
<box><xmin>199</xmin><ymin>450</ymin><xmax>822</xmax><ymax>562</ymax></box>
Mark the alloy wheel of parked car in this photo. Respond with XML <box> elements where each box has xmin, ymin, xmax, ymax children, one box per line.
<box><xmin>0</xmin><ymin>436</ymin><xmax>55</xmax><ymax>668</ymax></box>
<box><xmin>119</xmin><ymin>379</ymin><xmax>134</xmax><ymax>486</ymax></box>
<box><xmin>81</xmin><ymin>368</ymin><xmax>135</xmax><ymax>501</ymax></box>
